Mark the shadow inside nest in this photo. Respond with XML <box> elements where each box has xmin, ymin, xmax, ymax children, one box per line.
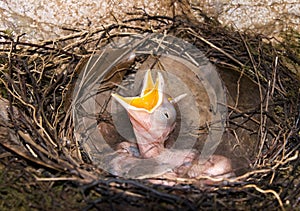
<box><xmin>0</xmin><ymin>13</ymin><xmax>300</xmax><ymax>210</ymax></box>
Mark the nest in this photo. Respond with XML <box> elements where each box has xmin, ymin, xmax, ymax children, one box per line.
<box><xmin>0</xmin><ymin>10</ymin><xmax>300</xmax><ymax>210</ymax></box>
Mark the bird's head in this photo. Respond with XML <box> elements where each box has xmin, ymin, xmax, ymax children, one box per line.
<box><xmin>112</xmin><ymin>70</ymin><xmax>180</xmax><ymax>158</ymax></box>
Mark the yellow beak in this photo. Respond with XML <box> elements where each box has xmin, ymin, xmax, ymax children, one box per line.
<box><xmin>111</xmin><ymin>70</ymin><xmax>164</xmax><ymax>113</ymax></box>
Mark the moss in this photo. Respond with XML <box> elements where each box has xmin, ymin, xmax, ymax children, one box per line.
<box><xmin>0</xmin><ymin>163</ymin><xmax>86</xmax><ymax>210</ymax></box>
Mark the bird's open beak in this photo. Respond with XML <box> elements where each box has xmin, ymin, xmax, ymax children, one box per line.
<box><xmin>112</xmin><ymin>70</ymin><xmax>164</xmax><ymax>113</ymax></box>
<box><xmin>112</xmin><ymin>70</ymin><xmax>177</xmax><ymax>158</ymax></box>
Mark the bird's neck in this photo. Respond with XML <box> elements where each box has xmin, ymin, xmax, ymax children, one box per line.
<box><xmin>130</xmin><ymin>117</ymin><xmax>176</xmax><ymax>158</ymax></box>
<box><xmin>136</xmin><ymin>138</ymin><xmax>165</xmax><ymax>158</ymax></box>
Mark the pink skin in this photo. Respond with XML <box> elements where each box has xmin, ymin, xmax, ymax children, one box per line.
<box><xmin>114</xmin><ymin>101</ymin><xmax>234</xmax><ymax>181</ymax></box>
<box><xmin>175</xmin><ymin>155</ymin><xmax>234</xmax><ymax>179</ymax></box>
<box><xmin>148</xmin><ymin>155</ymin><xmax>234</xmax><ymax>186</ymax></box>
<box><xmin>125</xmin><ymin>95</ymin><xmax>177</xmax><ymax>158</ymax></box>
<box><xmin>128</xmin><ymin>112</ymin><xmax>175</xmax><ymax>158</ymax></box>
<box><xmin>113</xmin><ymin>100</ymin><xmax>234</xmax><ymax>181</ymax></box>
<box><xmin>116</xmin><ymin>141</ymin><xmax>234</xmax><ymax>182</ymax></box>
<box><xmin>111</xmin><ymin>71</ymin><xmax>234</xmax><ymax>182</ymax></box>
<box><xmin>112</xmin><ymin>71</ymin><xmax>177</xmax><ymax>158</ymax></box>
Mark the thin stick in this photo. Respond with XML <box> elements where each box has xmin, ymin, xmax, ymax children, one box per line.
<box><xmin>187</xmin><ymin>28</ymin><xmax>245</xmax><ymax>67</ymax></box>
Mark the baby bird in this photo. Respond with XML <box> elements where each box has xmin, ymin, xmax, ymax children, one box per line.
<box><xmin>112</xmin><ymin>70</ymin><xmax>177</xmax><ymax>158</ymax></box>
<box><xmin>111</xmin><ymin>70</ymin><xmax>234</xmax><ymax>182</ymax></box>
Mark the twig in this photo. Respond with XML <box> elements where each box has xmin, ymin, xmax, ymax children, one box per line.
<box><xmin>243</xmin><ymin>184</ymin><xmax>285</xmax><ymax>211</ymax></box>
<box><xmin>187</xmin><ymin>28</ymin><xmax>245</xmax><ymax>67</ymax></box>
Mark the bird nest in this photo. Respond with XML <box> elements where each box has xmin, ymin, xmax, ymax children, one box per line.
<box><xmin>0</xmin><ymin>11</ymin><xmax>300</xmax><ymax>210</ymax></box>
